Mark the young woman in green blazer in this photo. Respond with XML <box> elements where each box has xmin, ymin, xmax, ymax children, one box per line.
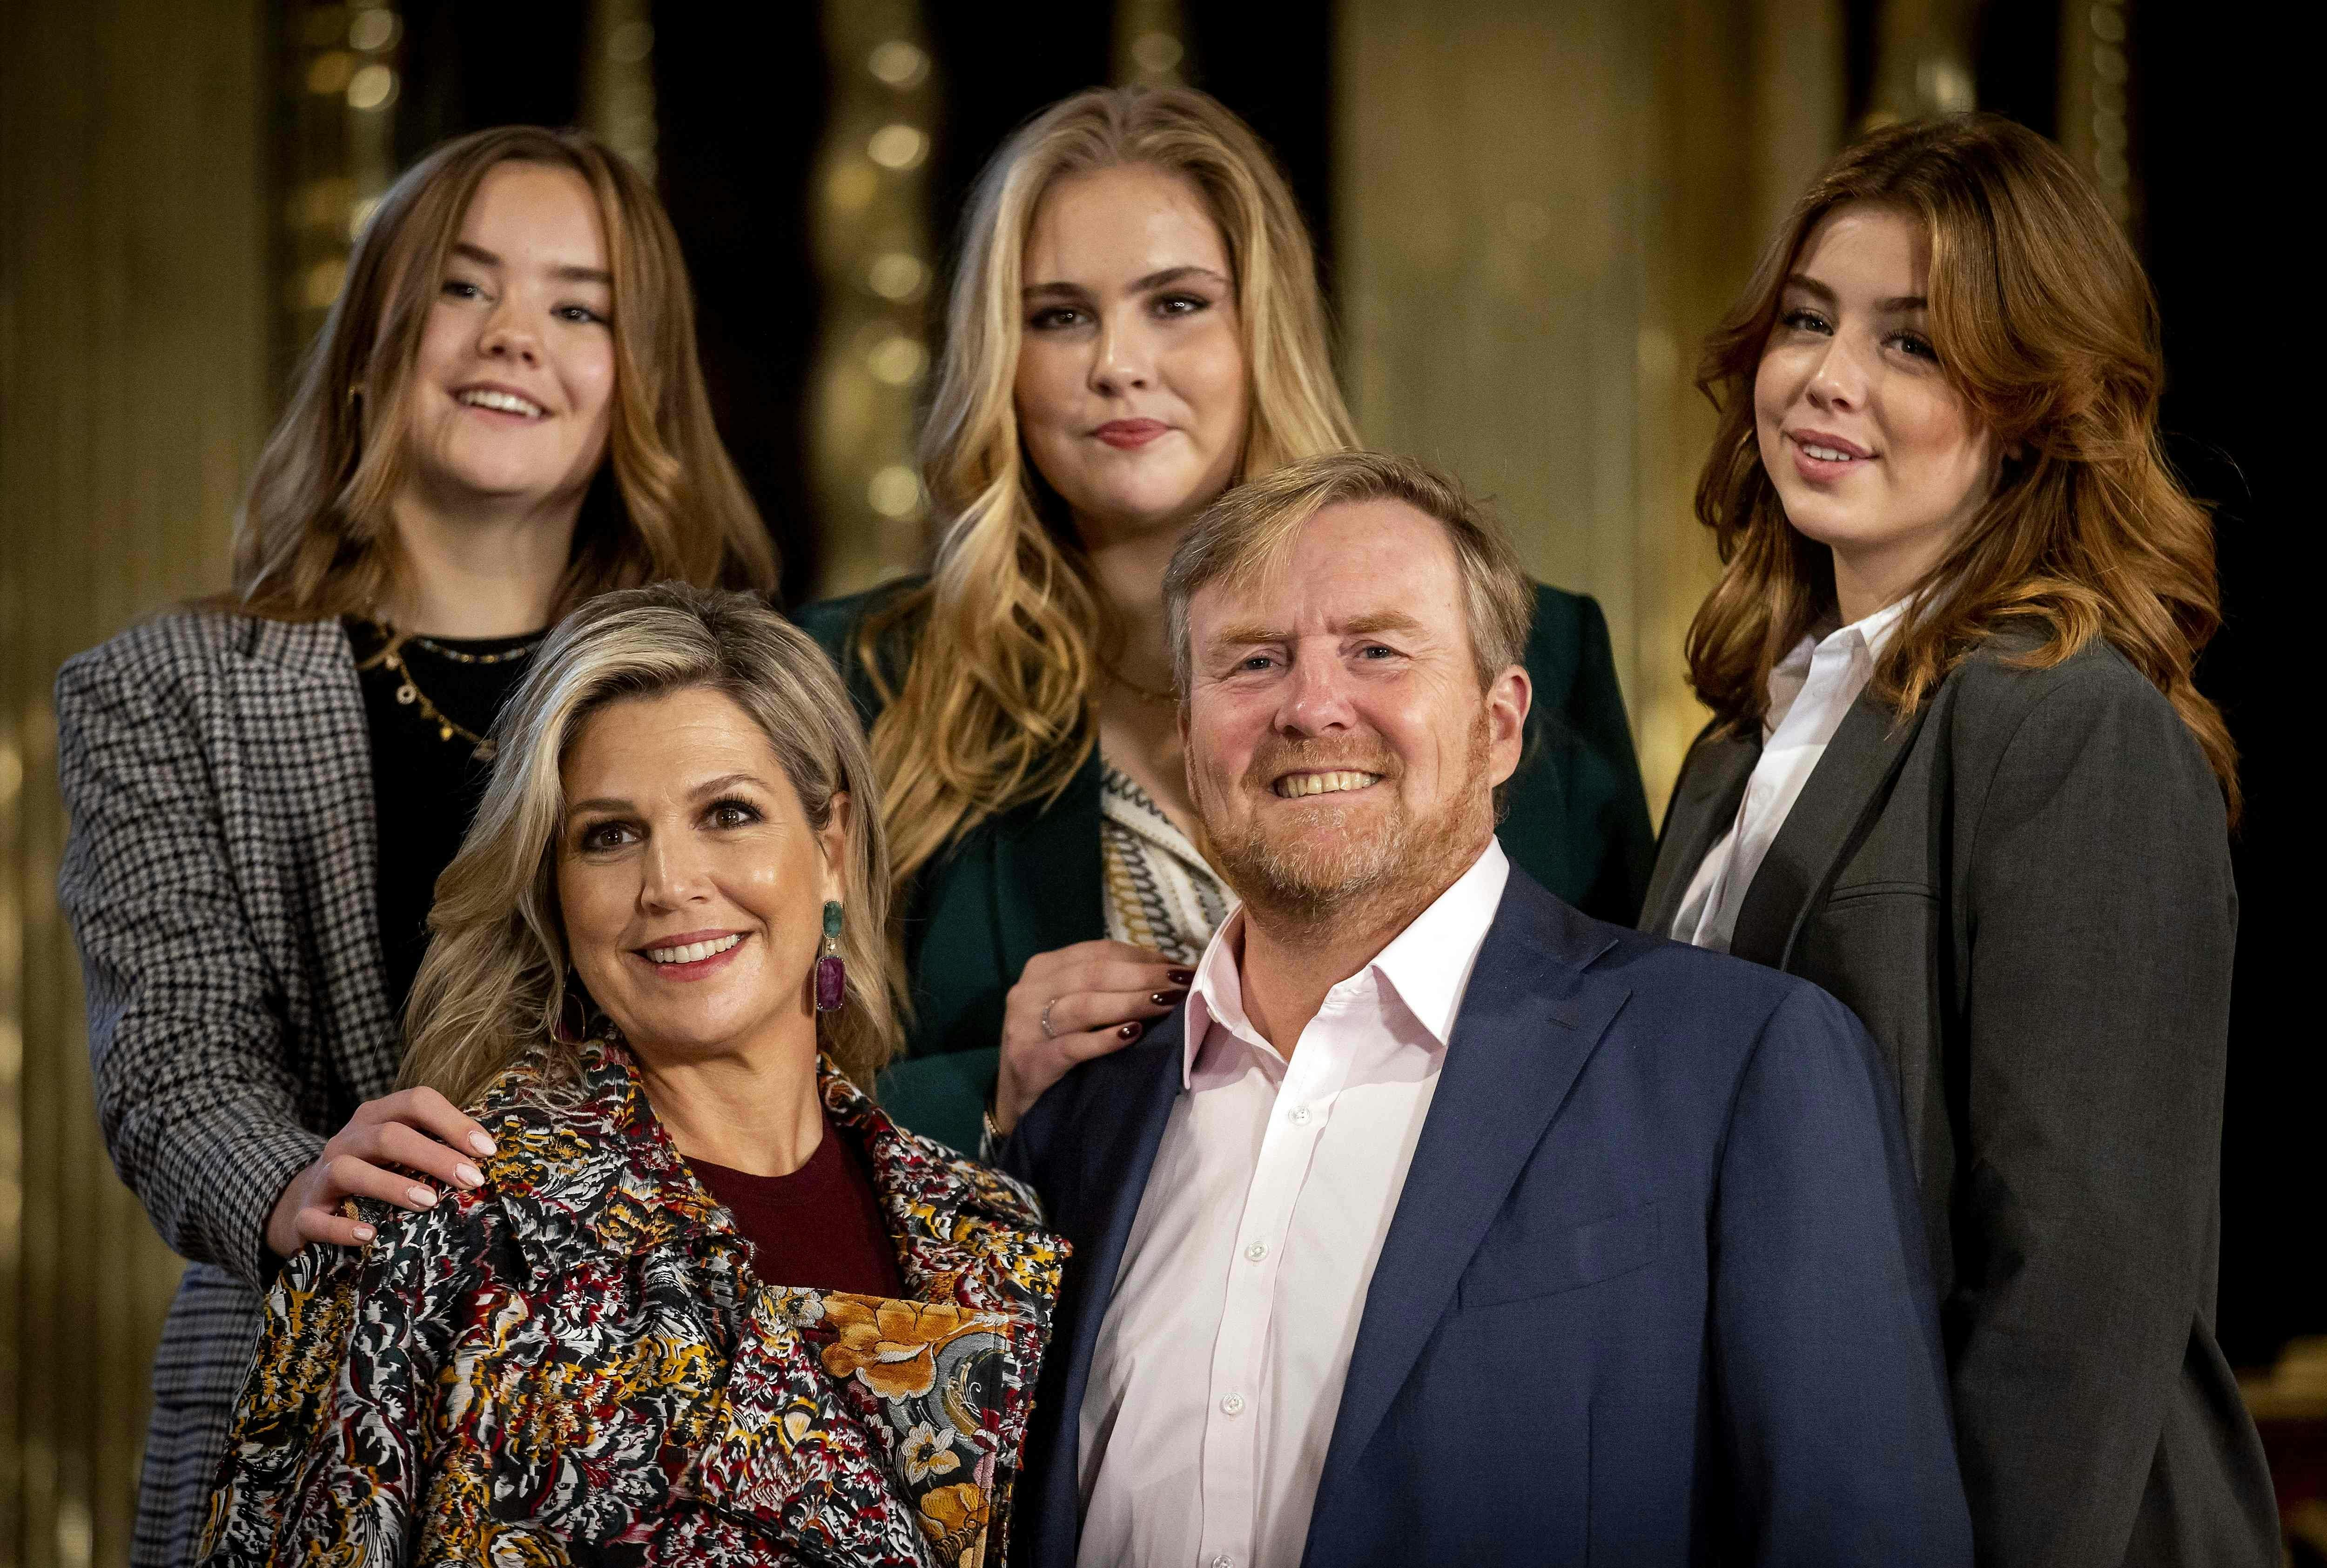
<box><xmin>798</xmin><ymin>87</ymin><xmax>1651</xmax><ymax>1155</ymax></box>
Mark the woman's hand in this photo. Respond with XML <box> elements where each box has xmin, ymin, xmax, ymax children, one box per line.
<box><xmin>264</xmin><ymin>1088</ymin><xmax>498</xmax><ymax>1257</ymax></box>
<box><xmin>996</xmin><ymin>940</ymin><xmax>1193</xmax><ymax>1138</ymax></box>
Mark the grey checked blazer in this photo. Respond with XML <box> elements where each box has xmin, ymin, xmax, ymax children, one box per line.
<box><xmin>57</xmin><ymin>610</ymin><xmax>399</xmax><ymax>1568</ymax></box>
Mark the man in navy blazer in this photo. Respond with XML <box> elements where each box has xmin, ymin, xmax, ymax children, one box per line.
<box><xmin>1000</xmin><ymin>452</ymin><xmax>1970</xmax><ymax>1567</ymax></box>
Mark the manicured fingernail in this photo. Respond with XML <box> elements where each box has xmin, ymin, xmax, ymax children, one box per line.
<box><xmin>351</xmin><ymin>1224</ymin><xmax>375</xmax><ymax>1242</ymax></box>
<box><xmin>1149</xmin><ymin>991</ymin><xmax>1174</xmax><ymax>1006</ymax></box>
<box><xmin>1117</xmin><ymin>1022</ymin><xmax>1143</xmax><ymax>1040</ymax></box>
<box><xmin>1167</xmin><ymin>969</ymin><xmax>1195</xmax><ymax>985</ymax></box>
<box><xmin>408</xmin><ymin>1185</ymin><xmax>437</xmax><ymax>1206</ymax></box>
<box><xmin>468</xmin><ymin>1131</ymin><xmax>496</xmax><ymax>1156</ymax></box>
<box><xmin>455</xmin><ymin>1164</ymin><xmax>484</xmax><ymax>1187</ymax></box>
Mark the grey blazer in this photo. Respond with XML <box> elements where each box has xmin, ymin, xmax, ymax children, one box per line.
<box><xmin>1641</xmin><ymin>636</ymin><xmax>2278</xmax><ymax>1568</ymax></box>
<box><xmin>56</xmin><ymin>611</ymin><xmax>397</xmax><ymax>1568</ymax></box>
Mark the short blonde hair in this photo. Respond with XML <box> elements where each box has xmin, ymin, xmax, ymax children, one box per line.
<box><xmin>400</xmin><ymin>584</ymin><xmax>900</xmax><ymax>1109</ymax></box>
<box><xmin>1164</xmin><ymin>450</ymin><xmax>1535</xmax><ymax>694</ymax></box>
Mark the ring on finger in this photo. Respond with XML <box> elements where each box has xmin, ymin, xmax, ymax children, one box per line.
<box><xmin>1040</xmin><ymin>997</ymin><xmax>1062</xmax><ymax>1040</ymax></box>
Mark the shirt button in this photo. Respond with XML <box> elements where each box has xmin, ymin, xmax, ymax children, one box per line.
<box><xmin>1286</xmin><ymin>1104</ymin><xmax>1312</xmax><ymax>1125</ymax></box>
<box><xmin>1244</xmin><ymin>1240</ymin><xmax>1268</xmax><ymax>1262</ymax></box>
<box><xmin>1220</xmin><ymin>1392</ymin><xmax>1246</xmax><ymax>1416</ymax></box>
<box><xmin>1211</xmin><ymin>1556</ymin><xmax>1235</xmax><ymax>1568</ymax></box>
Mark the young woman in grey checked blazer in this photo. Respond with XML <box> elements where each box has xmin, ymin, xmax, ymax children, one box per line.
<box><xmin>55</xmin><ymin>126</ymin><xmax>775</xmax><ymax>1567</ymax></box>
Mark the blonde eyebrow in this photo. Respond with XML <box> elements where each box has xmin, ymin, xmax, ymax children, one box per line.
<box><xmin>1206</xmin><ymin>610</ymin><xmax>1430</xmax><ymax>650</ymax></box>
<box><xmin>1022</xmin><ymin>264</ymin><xmax>1229</xmax><ymax>301</ymax></box>
<box><xmin>563</xmin><ymin>773</ymin><xmax>771</xmax><ymax>821</ymax></box>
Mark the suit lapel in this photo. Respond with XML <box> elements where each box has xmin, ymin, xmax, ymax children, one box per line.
<box><xmin>220</xmin><ymin>616</ymin><xmax>399</xmax><ymax>1099</ymax></box>
<box><xmin>1308</xmin><ymin>879</ymin><xmax>1628</xmax><ymax>1530</ymax></box>
<box><xmin>991</xmin><ymin>745</ymin><xmax>1105</xmax><ymax>977</ymax></box>
<box><xmin>1028</xmin><ymin>1018</ymin><xmax>1184</xmax><ymax>1555</ymax></box>
<box><xmin>1728</xmin><ymin>689</ymin><xmax>1930</xmax><ymax>968</ymax></box>
<box><xmin>1638</xmin><ymin>725</ymin><xmax>1756</xmax><ymax>937</ymax></box>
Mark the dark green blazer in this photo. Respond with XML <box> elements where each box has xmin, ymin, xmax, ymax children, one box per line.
<box><xmin>796</xmin><ymin>577</ymin><xmax>1653</xmax><ymax>1153</ymax></box>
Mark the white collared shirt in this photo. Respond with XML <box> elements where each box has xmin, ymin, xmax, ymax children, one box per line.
<box><xmin>1670</xmin><ymin>596</ymin><xmax>1911</xmax><ymax>952</ymax></box>
<box><xmin>1075</xmin><ymin>839</ymin><xmax>1512</xmax><ymax>1568</ymax></box>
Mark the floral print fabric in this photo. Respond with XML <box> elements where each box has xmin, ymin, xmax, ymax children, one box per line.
<box><xmin>198</xmin><ymin>1039</ymin><xmax>1066</xmax><ymax>1568</ymax></box>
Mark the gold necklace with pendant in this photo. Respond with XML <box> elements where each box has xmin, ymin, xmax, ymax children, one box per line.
<box><xmin>380</xmin><ymin>643</ymin><xmax>500</xmax><ymax>760</ymax></box>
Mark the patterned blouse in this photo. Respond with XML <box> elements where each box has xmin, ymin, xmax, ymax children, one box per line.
<box><xmin>199</xmin><ymin>1038</ymin><xmax>1067</xmax><ymax>1568</ymax></box>
<box><xmin>1099</xmin><ymin>761</ymin><xmax>1231</xmax><ymax>965</ymax></box>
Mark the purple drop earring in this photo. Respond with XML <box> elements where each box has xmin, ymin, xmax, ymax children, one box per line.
<box><xmin>814</xmin><ymin>900</ymin><xmax>847</xmax><ymax>1012</ymax></box>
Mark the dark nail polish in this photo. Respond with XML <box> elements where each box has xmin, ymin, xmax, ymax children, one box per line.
<box><xmin>1150</xmin><ymin>990</ymin><xmax>1183</xmax><ymax>1006</ymax></box>
<box><xmin>1167</xmin><ymin>969</ymin><xmax>1195</xmax><ymax>985</ymax></box>
<box><xmin>1117</xmin><ymin>1022</ymin><xmax>1143</xmax><ymax>1040</ymax></box>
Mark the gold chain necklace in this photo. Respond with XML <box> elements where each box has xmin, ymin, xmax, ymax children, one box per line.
<box><xmin>407</xmin><ymin>630</ymin><xmax>546</xmax><ymax>665</ymax></box>
<box><xmin>366</xmin><ymin>620</ymin><xmax>539</xmax><ymax>761</ymax></box>
<box><xmin>380</xmin><ymin>644</ymin><xmax>501</xmax><ymax>760</ymax></box>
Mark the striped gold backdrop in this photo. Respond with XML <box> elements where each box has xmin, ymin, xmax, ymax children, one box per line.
<box><xmin>0</xmin><ymin>3</ymin><xmax>272</xmax><ymax>1564</ymax></box>
<box><xmin>1337</xmin><ymin>0</ymin><xmax>1848</xmax><ymax>822</ymax></box>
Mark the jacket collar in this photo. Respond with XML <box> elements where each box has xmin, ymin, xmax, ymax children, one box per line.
<box><xmin>1639</xmin><ymin>722</ymin><xmax>1757</xmax><ymax>938</ymax></box>
<box><xmin>1029</xmin><ymin>871</ymin><xmax>1630</xmax><ymax>1562</ymax></box>
<box><xmin>1727</xmin><ymin>687</ymin><xmax>1930</xmax><ymax>966</ymax></box>
<box><xmin>474</xmin><ymin>1037</ymin><xmax>1063</xmax><ymax>1313</ymax></box>
<box><xmin>213</xmin><ymin>612</ymin><xmax>402</xmax><ymax>1103</ymax></box>
<box><xmin>1310</xmin><ymin>872</ymin><xmax>1627</xmax><ymax>1524</ymax></box>
<box><xmin>990</xmin><ymin>743</ymin><xmax>1105</xmax><ymax>965</ymax></box>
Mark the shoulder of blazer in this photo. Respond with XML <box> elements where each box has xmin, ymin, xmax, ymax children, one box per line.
<box><xmin>59</xmin><ymin>607</ymin><xmax>350</xmax><ymax>705</ymax></box>
<box><xmin>793</xmin><ymin>577</ymin><xmax>925</xmax><ymax>729</ymax></box>
<box><xmin>1017</xmin><ymin>1012</ymin><xmax>1181</xmax><ymax>1173</ymax></box>
<box><xmin>1935</xmin><ymin>632</ymin><xmax>2192</xmax><ymax>764</ymax></box>
<box><xmin>1934</xmin><ymin>632</ymin><xmax>2221</xmax><ymax>839</ymax></box>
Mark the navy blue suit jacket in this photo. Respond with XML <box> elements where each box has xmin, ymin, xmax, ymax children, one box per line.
<box><xmin>1003</xmin><ymin>869</ymin><xmax>1971</xmax><ymax>1566</ymax></box>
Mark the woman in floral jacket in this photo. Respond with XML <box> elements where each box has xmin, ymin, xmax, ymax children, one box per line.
<box><xmin>201</xmin><ymin>584</ymin><xmax>1065</xmax><ymax>1568</ymax></box>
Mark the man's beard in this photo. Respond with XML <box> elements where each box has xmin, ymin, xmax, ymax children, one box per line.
<box><xmin>1201</xmin><ymin>713</ymin><xmax>1498</xmax><ymax>933</ymax></box>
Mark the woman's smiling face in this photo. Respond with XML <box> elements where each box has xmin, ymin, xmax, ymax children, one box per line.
<box><xmin>1012</xmin><ymin>162</ymin><xmax>1250</xmax><ymax>545</ymax></box>
<box><xmin>1755</xmin><ymin>201</ymin><xmax>2003</xmax><ymax>616</ymax></box>
<box><xmin>557</xmin><ymin>685</ymin><xmax>847</xmax><ymax>1068</ymax></box>
<box><xmin>398</xmin><ymin>159</ymin><xmax>618</xmax><ymax>518</ymax></box>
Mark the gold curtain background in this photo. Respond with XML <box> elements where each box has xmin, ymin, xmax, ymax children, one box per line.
<box><xmin>1338</xmin><ymin>0</ymin><xmax>1843</xmax><ymax>812</ymax></box>
<box><xmin>1</xmin><ymin>3</ymin><xmax>271</xmax><ymax>1564</ymax></box>
<box><xmin>0</xmin><ymin>2</ymin><xmax>2257</xmax><ymax>1563</ymax></box>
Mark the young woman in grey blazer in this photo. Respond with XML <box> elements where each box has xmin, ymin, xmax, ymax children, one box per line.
<box><xmin>1640</xmin><ymin>116</ymin><xmax>2274</xmax><ymax>1565</ymax></box>
<box><xmin>55</xmin><ymin>126</ymin><xmax>775</xmax><ymax>1568</ymax></box>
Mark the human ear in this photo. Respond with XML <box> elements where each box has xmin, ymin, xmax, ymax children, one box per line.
<box><xmin>818</xmin><ymin>790</ymin><xmax>852</xmax><ymax>900</ymax></box>
<box><xmin>1484</xmin><ymin>666</ymin><xmax>1532</xmax><ymax>789</ymax></box>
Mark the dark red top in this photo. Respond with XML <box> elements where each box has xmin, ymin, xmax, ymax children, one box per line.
<box><xmin>688</xmin><ymin>1117</ymin><xmax>905</xmax><ymax>1299</ymax></box>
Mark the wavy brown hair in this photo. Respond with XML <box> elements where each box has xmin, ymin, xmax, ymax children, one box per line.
<box><xmin>399</xmin><ymin>585</ymin><xmax>901</xmax><ymax>1109</ymax></box>
<box><xmin>1686</xmin><ymin>114</ymin><xmax>2237</xmax><ymax>816</ymax></box>
<box><xmin>234</xmin><ymin>126</ymin><xmax>775</xmax><ymax>620</ymax></box>
<box><xmin>858</xmin><ymin>87</ymin><xmax>1359</xmax><ymax>895</ymax></box>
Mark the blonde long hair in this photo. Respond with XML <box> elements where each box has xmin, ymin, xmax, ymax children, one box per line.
<box><xmin>400</xmin><ymin>584</ymin><xmax>900</xmax><ymax>1109</ymax></box>
<box><xmin>1687</xmin><ymin>115</ymin><xmax>2237</xmax><ymax>816</ymax></box>
<box><xmin>860</xmin><ymin>87</ymin><xmax>1359</xmax><ymax>892</ymax></box>
<box><xmin>235</xmin><ymin>126</ymin><xmax>776</xmax><ymax>621</ymax></box>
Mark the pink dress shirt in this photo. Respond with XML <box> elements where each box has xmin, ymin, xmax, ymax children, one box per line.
<box><xmin>1075</xmin><ymin>840</ymin><xmax>1513</xmax><ymax>1568</ymax></box>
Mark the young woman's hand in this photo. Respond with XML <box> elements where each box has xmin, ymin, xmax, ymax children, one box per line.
<box><xmin>996</xmin><ymin>940</ymin><xmax>1192</xmax><ymax>1138</ymax></box>
<box><xmin>263</xmin><ymin>1087</ymin><xmax>498</xmax><ymax>1256</ymax></box>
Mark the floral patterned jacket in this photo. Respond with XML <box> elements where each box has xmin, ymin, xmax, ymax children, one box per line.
<box><xmin>198</xmin><ymin>1039</ymin><xmax>1067</xmax><ymax>1568</ymax></box>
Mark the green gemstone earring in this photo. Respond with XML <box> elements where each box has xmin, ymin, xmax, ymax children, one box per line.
<box><xmin>814</xmin><ymin>900</ymin><xmax>846</xmax><ymax>1012</ymax></box>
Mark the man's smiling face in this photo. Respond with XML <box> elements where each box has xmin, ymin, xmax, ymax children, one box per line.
<box><xmin>1182</xmin><ymin>497</ymin><xmax>1528</xmax><ymax>924</ymax></box>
